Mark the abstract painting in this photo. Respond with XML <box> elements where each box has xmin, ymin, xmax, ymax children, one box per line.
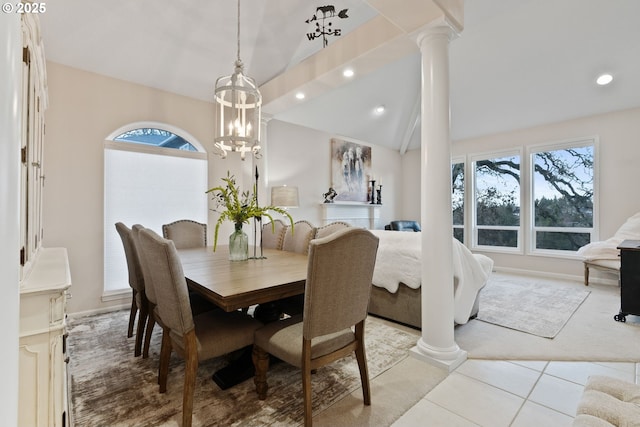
<box><xmin>330</xmin><ymin>138</ymin><xmax>372</xmax><ymax>202</ymax></box>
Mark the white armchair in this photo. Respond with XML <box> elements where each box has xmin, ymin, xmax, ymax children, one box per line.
<box><xmin>577</xmin><ymin>212</ymin><xmax>640</xmax><ymax>285</ymax></box>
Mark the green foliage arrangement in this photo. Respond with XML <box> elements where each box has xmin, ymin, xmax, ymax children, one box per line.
<box><xmin>206</xmin><ymin>172</ymin><xmax>294</xmax><ymax>250</ymax></box>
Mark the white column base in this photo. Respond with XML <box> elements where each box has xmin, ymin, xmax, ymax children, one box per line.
<box><xmin>409</xmin><ymin>338</ymin><xmax>467</xmax><ymax>372</ymax></box>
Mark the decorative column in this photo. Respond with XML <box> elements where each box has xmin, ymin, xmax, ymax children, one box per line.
<box><xmin>410</xmin><ymin>22</ymin><xmax>467</xmax><ymax>371</ymax></box>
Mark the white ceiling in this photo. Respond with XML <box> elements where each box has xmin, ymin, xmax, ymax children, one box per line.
<box><xmin>39</xmin><ymin>0</ymin><xmax>640</xmax><ymax>152</ymax></box>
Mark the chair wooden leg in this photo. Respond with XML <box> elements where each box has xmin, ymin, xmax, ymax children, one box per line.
<box><xmin>142</xmin><ymin>313</ymin><xmax>156</xmax><ymax>359</ymax></box>
<box><xmin>302</xmin><ymin>339</ymin><xmax>313</xmax><ymax>427</ymax></box>
<box><xmin>127</xmin><ymin>290</ymin><xmax>138</xmax><ymax>338</ymax></box>
<box><xmin>158</xmin><ymin>328</ymin><xmax>172</xmax><ymax>391</ymax></box>
<box><xmin>584</xmin><ymin>263</ymin><xmax>590</xmax><ymax>286</ymax></box>
<box><xmin>354</xmin><ymin>321</ymin><xmax>371</xmax><ymax>405</ymax></box>
<box><xmin>182</xmin><ymin>330</ymin><xmax>198</xmax><ymax>427</ymax></box>
<box><xmin>134</xmin><ymin>302</ymin><xmax>148</xmax><ymax>357</ymax></box>
<box><xmin>252</xmin><ymin>345</ymin><xmax>270</xmax><ymax>400</ymax></box>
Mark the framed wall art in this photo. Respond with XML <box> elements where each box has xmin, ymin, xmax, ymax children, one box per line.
<box><xmin>330</xmin><ymin>138</ymin><xmax>372</xmax><ymax>202</ymax></box>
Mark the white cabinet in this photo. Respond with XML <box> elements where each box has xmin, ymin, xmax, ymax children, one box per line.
<box><xmin>19</xmin><ymin>248</ymin><xmax>71</xmax><ymax>427</ymax></box>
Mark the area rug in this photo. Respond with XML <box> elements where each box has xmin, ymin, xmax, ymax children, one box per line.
<box><xmin>476</xmin><ymin>275</ymin><xmax>591</xmax><ymax>338</ymax></box>
<box><xmin>67</xmin><ymin>310</ymin><xmax>417</xmax><ymax>427</ymax></box>
<box><xmin>456</xmin><ymin>273</ymin><xmax>640</xmax><ymax>361</ymax></box>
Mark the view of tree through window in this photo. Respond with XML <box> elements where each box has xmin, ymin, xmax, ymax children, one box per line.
<box><xmin>533</xmin><ymin>145</ymin><xmax>594</xmax><ymax>251</ymax></box>
<box><xmin>114</xmin><ymin>128</ymin><xmax>197</xmax><ymax>151</ymax></box>
<box><xmin>474</xmin><ymin>154</ymin><xmax>521</xmax><ymax>248</ymax></box>
<box><xmin>452</xmin><ymin>162</ymin><xmax>464</xmax><ymax>243</ymax></box>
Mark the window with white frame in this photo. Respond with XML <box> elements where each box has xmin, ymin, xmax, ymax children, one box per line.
<box><xmin>530</xmin><ymin>139</ymin><xmax>595</xmax><ymax>253</ymax></box>
<box><xmin>452</xmin><ymin>160</ymin><xmax>465</xmax><ymax>243</ymax></box>
<box><xmin>472</xmin><ymin>152</ymin><xmax>521</xmax><ymax>251</ymax></box>
<box><xmin>103</xmin><ymin>125</ymin><xmax>208</xmax><ymax>296</ymax></box>
<box><xmin>464</xmin><ymin>137</ymin><xmax>596</xmax><ymax>255</ymax></box>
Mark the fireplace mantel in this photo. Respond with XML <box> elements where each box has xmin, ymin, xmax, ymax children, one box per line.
<box><xmin>320</xmin><ymin>203</ymin><xmax>382</xmax><ymax>229</ymax></box>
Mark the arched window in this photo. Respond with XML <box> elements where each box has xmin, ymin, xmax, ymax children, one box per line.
<box><xmin>103</xmin><ymin>123</ymin><xmax>208</xmax><ymax>296</ymax></box>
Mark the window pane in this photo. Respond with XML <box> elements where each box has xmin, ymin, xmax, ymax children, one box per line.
<box><xmin>536</xmin><ymin>231</ymin><xmax>591</xmax><ymax>251</ymax></box>
<box><xmin>453</xmin><ymin>227</ymin><xmax>464</xmax><ymax>243</ymax></box>
<box><xmin>114</xmin><ymin>128</ymin><xmax>197</xmax><ymax>151</ymax></box>
<box><xmin>452</xmin><ymin>162</ymin><xmax>464</xmax><ymax>226</ymax></box>
<box><xmin>533</xmin><ymin>146</ymin><xmax>593</xmax><ymax>228</ymax></box>
<box><xmin>474</xmin><ymin>155</ymin><xmax>520</xmax><ymax>226</ymax></box>
<box><xmin>478</xmin><ymin>229</ymin><xmax>518</xmax><ymax>247</ymax></box>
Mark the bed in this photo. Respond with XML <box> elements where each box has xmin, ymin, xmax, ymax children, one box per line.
<box><xmin>367</xmin><ymin>230</ymin><xmax>494</xmax><ymax>328</ymax></box>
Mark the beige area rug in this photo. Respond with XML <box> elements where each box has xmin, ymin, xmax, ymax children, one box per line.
<box><xmin>476</xmin><ymin>275</ymin><xmax>591</xmax><ymax>338</ymax></box>
<box><xmin>456</xmin><ymin>273</ymin><xmax>640</xmax><ymax>361</ymax></box>
<box><xmin>67</xmin><ymin>310</ymin><xmax>418</xmax><ymax>427</ymax></box>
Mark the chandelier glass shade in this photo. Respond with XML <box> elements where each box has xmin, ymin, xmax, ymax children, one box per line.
<box><xmin>214</xmin><ymin>0</ymin><xmax>262</xmax><ymax>160</ymax></box>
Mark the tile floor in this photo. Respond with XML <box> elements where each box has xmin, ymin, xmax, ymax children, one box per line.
<box><xmin>392</xmin><ymin>359</ymin><xmax>640</xmax><ymax>427</ymax></box>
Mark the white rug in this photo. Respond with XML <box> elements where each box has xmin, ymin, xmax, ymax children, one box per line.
<box><xmin>476</xmin><ymin>275</ymin><xmax>591</xmax><ymax>338</ymax></box>
<box><xmin>456</xmin><ymin>273</ymin><xmax>640</xmax><ymax>361</ymax></box>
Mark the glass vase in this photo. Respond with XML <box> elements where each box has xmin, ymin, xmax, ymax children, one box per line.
<box><xmin>229</xmin><ymin>222</ymin><xmax>248</xmax><ymax>261</ymax></box>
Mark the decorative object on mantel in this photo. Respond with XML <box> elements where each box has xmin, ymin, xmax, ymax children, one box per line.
<box><xmin>377</xmin><ymin>184</ymin><xmax>383</xmax><ymax>205</ymax></box>
<box><xmin>207</xmin><ymin>172</ymin><xmax>293</xmax><ymax>261</ymax></box>
<box><xmin>213</xmin><ymin>0</ymin><xmax>262</xmax><ymax>160</ymax></box>
<box><xmin>331</xmin><ymin>138</ymin><xmax>371</xmax><ymax>203</ymax></box>
<box><xmin>369</xmin><ymin>179</ymin><xmax>377</xmax><ymax>204</ymax></box>
<box><xmin>305</xmin><ymin>5</ymin><xmax>349</xmax><ymax>48</ymax></box>
<box><xmin>322</xmin><ymin>187</ymin><xmax>338</xmax><ymax>203</ymax></box>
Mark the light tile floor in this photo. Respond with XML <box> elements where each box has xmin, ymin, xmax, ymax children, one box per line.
<box><xmin>392</xmin><ymin>359</ymin><xmax>640</xmax><ymax>427</ymax></box>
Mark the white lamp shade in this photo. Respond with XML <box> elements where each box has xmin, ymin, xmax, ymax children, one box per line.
<box><xmin>271</xmin><ymin>186</ymin><xmax>299</xmax><ymax>208</ymax></box>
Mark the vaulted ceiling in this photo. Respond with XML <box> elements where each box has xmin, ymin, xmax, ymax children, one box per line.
<box><xmin>40</xmin><ymin>0</ymin><xmax>640</xmax><ymax>152</ymax></box>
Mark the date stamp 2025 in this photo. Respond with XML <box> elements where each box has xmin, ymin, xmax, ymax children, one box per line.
<box><xmin>2</xmin><ymin>2</ymin><xmax>46</xmax><ymax>14</ymax></box>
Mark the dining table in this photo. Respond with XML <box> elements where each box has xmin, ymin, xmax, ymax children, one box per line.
<box><xmin>176</xmin><ymin>245</ymin><xmax>309</xmax><ymax>389</ymax></box>
<box><xmin>177</xmin><ymin>245</ymin><xmax>309</xmax><ymax>312</ymax></box>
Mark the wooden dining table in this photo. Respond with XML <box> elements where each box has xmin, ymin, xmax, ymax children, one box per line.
<box><xmin>176</xmin><ymin>245</ymin><xmax>309</xmax><ymax>312</ymax></box>
<box><xmin>176</xmin><ymin>245</ymin><xmax>309</xmax><ymax>389</ymax></box>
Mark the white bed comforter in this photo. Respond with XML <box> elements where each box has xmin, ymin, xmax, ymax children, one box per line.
<box><xmin>369</xmin><ymin>230</ymin><xmax>494</xmax><ymax>324</ymax></box>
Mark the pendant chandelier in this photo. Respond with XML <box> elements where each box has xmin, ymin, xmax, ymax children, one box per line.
<box><xmin>214</xmin><ymin>0</ymin><xmax>262</xmax><ymax>160</ymax></box>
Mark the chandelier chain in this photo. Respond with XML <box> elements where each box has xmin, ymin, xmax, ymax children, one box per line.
<box><xmin>236</xmin><ymin>0</ymin><xmax>241</xmax><ymax>64</ymax></box>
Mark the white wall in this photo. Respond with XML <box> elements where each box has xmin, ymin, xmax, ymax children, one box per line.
<box><xmin>0</xmin><ymin>13</ymin><xmax>23</xmax><ymax>427</ymax></box>
<box><xmin>402</xmin><ymin>107</ymin><xmax>640</xmax><ymax>279</ymax></box>
<box><xmin>267</xmin><ymin>119</ymin><xmax>402</xmax><ymax>227</ymax></box>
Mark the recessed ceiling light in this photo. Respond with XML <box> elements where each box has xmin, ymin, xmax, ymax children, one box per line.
<box><xmin>295</xmin><ymin>92</ymin><xmax>305</xmax><ymax>100</ymax></box>
<box><xmin>596</xmin><ymin>73</ymin><xmax>613</xmax><ymax>86</ymax></box>
<box><xmin>343</xmin><ymin>68</ymin><xmax>354</xmax><ymax>78</ymax></box>
<box><xmin>374</xmin><ymin>105</ymin><xmax>385</xmax><ymax>114</ymax></box>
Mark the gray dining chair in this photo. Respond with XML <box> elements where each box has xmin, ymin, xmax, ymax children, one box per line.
<box><xmin>130</xmin><ymin>224</ymin><xmax>161</xmax><ymax>359</ymax></box>
<box><xmin>282</xmin><ymin>220</ymin><xmax>316</xmax><ymax>255</ymax></box>
<box><xmin>137</xmin><ymin>228</ymin><xmax>262</xmax><ymax>427</ymax></box>
<box><xmin>252</xmin><ymin>227</ymin><xmax>379</xmax><ymax>427</ymax></box>
<box><xmin>115</xmin><ymin>222</ymin><xmax>148</xmax><ymax>357</ymax></box>
<box><xmin>162</xmin><ymin>219</ymin><xmax>207</xmax><ymax>249</ymax></box>
<box><xmin>314</xmin><ymin>221</ymin><xmax>351</xmax><ymax>239</ymax></box>
<box><xmin>262</xmin><ymin>219</ymin><xmax>287</xmax><ymax>250</ymax></box>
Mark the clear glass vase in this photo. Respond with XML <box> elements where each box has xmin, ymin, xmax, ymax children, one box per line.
<box><xmin>229</xmin><ymin>222</ymin><xmax>248</xmax><ymax>261</ymax></box>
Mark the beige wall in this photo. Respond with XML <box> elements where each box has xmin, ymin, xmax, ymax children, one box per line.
<box><xmin>43</xmin><ymin>62</ymin><xmax>216</xmax><ymax>314</ymax></box>
<box><xmin>402</xmin><ymin>107</ymin><xmax>640</xmax><ymax>280</ymax></box>
<box><xmin>43</xmin><ymin>62</ymin><xmax>403</xmax><ymax>315</ymax></box>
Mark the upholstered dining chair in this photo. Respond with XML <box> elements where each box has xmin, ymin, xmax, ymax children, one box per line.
<box><xmin>262</xmin><ymin>219</ymin><xmax>287</xmax><ymax>250</ymax></box>
<box><xmin>115</xmin><ymin>222</ymin><xmax>148</xmax><ymax>357</ymax></box>
<box><xmin>130</xmin><ymin>224</ymin><xmax>161</xmax><ymax>360</ymax></box>
<box><xmin>137</xmin><ymin>228</ymin><xmax>262</xmax><ymax>427</ymax></box>
<box><xmin>162</xmin><ymin>219</ymin><xmax>218</xmax><ymax>315</ymax></box>
<box><xmin>282</xmin><ymin>220</ymin><xmax>317</xmax><ymax>254</ymax></box>
<box><xmin>314</xmin><ymin>221</ymin><xmax>351</xmax><ymax>239</ymax></box>
<box><xmin>252</xmin><ymin>228</ymin><xmax>379</xmax><ymax>427</ymax></box>
<box><xmin>162</xmin><ymin>219</ymin><xmax>207</xmax><ymax>249</ymax></box>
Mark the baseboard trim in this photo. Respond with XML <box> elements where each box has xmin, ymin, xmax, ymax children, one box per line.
<box><xmin>493</xmin><ymin>266</ymin><xmax>618</xmax><ymax>286</ymax></box>
<box><xmin>67</xmin><ymin>304</ymin><xmax>129</xmax><ymax>320</ymax></box>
